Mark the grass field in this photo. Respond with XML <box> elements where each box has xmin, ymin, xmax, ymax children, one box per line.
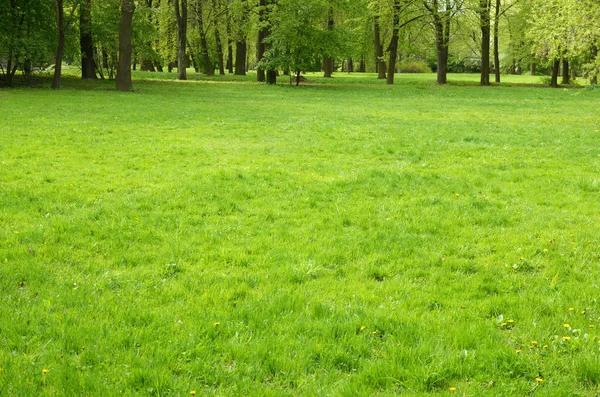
<box><xmin>1</xmin><ymin>70</ymin><xmax>600</xmax><ymax>396</ymax></box>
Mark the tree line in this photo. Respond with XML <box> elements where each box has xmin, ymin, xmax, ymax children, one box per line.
<box><xmin>1</xmin><ymin>0</ymin><xmax>598</xmax><ymax>90</ymax></box>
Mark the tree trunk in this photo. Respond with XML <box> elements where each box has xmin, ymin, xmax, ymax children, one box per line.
<box><xmin>226</xmin><ymin>45</ymin><xmax>234</xmax><ymax>73</ymax></box>
<box><xmin>174</xmin><ymin>0</ymin><xmax>187</xmax><ymax>80</ymax></box>
<box><xmin>52</xmin><ymin>0</ymin><xmax>65</xmax><ymax>89</ymax></box>
<box><xmin>214</xmin><ymin>30</ymin><xmax>225</xmax><ymax>75</ymax></box>
<box><xmin>225</xmin><ymin>3</ymin><xmax>234</xmax><ymax>74</ymax></box>
<box><xmin>434</xmin><ymin>19</ymin><xmax>448</xmax><ymax>84</ymax></box>
<box><xmin>296</xmin><ymin>70</ymin><xmax>300</xmax><ymax>86</ymax></box>
<box><xmin>347</xmin><ymin>58</ymin><xmax>354</xmax><ymax>73</ymax></box>
<box><xmin>479</xmin><ymin>0</ymin><xmax>491</xmax><ymax>86</ymax></box>
<box><xmin>386</xmin><ymin>0</ymin><xmax>400</xmax><ymax>85</ymax></box>
<box><xmin>235</xmin><ymin>41</ymin><xmax>246</xmax><ymax>75</ymax></box>
<box><xmin>550</xmin><ymin>58</ymin><xmax>560</xmax><ymax>88</ymax></box>
<box><xmin>530</xmin><ymin>62</ymin><xmax>536</xmax><ymax>76</ymax></box>
<box><xmin>116</xmin><ymin>0</ymin><xmax>136</xmax><ymax>91</ymax></box>
<box><xmin>257</xmin><ymin>0</ymin><xmax>267</xmax><ymax>82</ymax></box>
<box><xmin>493</xmin><ymin>0</ymin><xmax>500</xmax><ymax>83</ymax></box>
<box><xmin>323</xmin><ymin>58</ymin><xmax>334</xmax><ymax>78</ymax></box>
<box><xmin>591</xmin><ymin>45</ymin><xmax>598</xmax><ymax>85</ymax></box>
<box><xmin>374</xmin><ymin>14</ymin><xmax>386</xmax><ymax>80</ymax></box>
<box><xmin>323</xmin><ymin>7</ymin><xmax>334</xmax><ymax>78</ymax></box>
<box><xmin>196</xmin><ymin>0</ymin><xmax>213</xmax><ymax>75</ymax></box>
<box><xmin>561</xmin><ymin>59</ymin><xmax>569</xmax><ymax>85</ymax></box>
<box><xmin>211</xmin><ymin>0</ymin><xmax>225</xmax><ymax>75</ymax></box>
<box><xmin>141</xmin><ymin>59</ymin><xmax>155</xmax><ymax>71</ymax></box>
<box><xmin>80</xmin><ymin>0</ymin><xmax>97</xmax><ymax>79</ymax></box>
<box><xmin>358</xmin><ymin>58</ymin><xmax>366</xmax><ymax>73</ymax></box>
<box><xmin>266</xmin><ymin>70</ymin><xmax>277</xmax><ymax>85</ymax></box>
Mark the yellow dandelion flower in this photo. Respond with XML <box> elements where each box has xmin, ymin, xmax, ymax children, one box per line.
<box><xmin>213</xmin><ymin>322</ymin><xmax>220</xmax><ymax>327</ymax></box>
<box><xmin>536</xmin><ymin>377</ymin><xmax>543</xmax><ymax>383</ymax></box>
<box><xmin>562</xmin><ymin>336</ymin><xmax>571</xmax><ymax>341</ymax></box>
<box><xmin>371</xmin><ymin>331</ymin><xmax>377</xmax><ymax>335</ymax></box>
<box><xmin>581</xmin><ymin>311</ymin><xmax>586</xmax><ymax>315</ymax></box>
<box><xmin>455</xmin><ymin>193</ymin><xmax>460</xmax><ymax>197</ymax></box>
<box><xmin>589</xmin><ymin>325</ymin><xmax>595</xmax><ymax>328</ymax></box>
<box><xmin>190</xmin><ymin>391</ymin><xmax>196</xmax><ymax>396</ymax></box>
<box><xmin>42</xmin><ymin>369</ymin><xmax>49</xmax><ymax>375</ymax></box>
<box><xmin>543</xmin><ymin>249</ymin><xmax>548</xmax><ymax>253</ymax></box>
<box><xmin>360</xmin><ymin>326</ymin><xmax>366</xmax><ymax>331</ymax></box>
<box><xmin>563</xmin><ymin>323</ymin><xmax>570</xmax><ymax>328</ymax></box>
<box><xmin>449</xmin><ymin>386</ymin><xmax>457</xmax><ymax>392</ymax></box>
<box><xmin>543</xmin><ymin>345</ymin><xmax>549</xmax><ymax>349</ymax></box>
<box><xmin>531</xmin><ymin>341</ymin><xmax>538</xmax><ymax>346</ymax></box>
<box><xmin>516</xmin><ymin>349</ymin><xmax>522</xmax><ymax>353</ymax></box>
<box><xmin>500</xmin><ymin>322</ymin><xmax>507</xmax><ymax>326</ymax></box>
<box><xmin>569</xmin><ymin>308</ymin><xmax>574</xmax><ymax>311</ymax></box>
<box><xmin>507</xmin><ymin>319</ymin><xmax>515</xmax><ymax>323</ymax></box>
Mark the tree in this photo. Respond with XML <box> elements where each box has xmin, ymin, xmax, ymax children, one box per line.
<box><xmin>423</xmin><ymin>0</ymin><xmax>463</xmax><ymax>84</ymax></box>
<box><xmin>232</xmin><ymin>0</ymin><xmax>250</xmax><ymax>75</ymax></box>
<box><xmin>174</xmin><ymin>0</ymin><xmax>188</xmax><ymax>80</ymax></box>
<box><xmin>257</xmin><ymin>0</ymin><xmax>268</xmax><ymax>81</ymax></box>
<box><xmin>0</xmin><ymin>0</ymin><xmax>56</xmax><ymax>86</ymax></box>
<box><xmin>383</xmin><ymin>0</ymin><xmax>423</xmax><ymax>85</ymax></box>
<box><xmin>373</xmin><ymin>9</ymin><xmax>386</xmax><ymax>79</ymax></box>
<box><xmin>52</xmin><ymin>0</ymin><xmax>79</xmax><ymax>89</ymax></box>
<box><xmin>527</xmin><ymin>0</ymin><xmax>584</xmax><ymax>87</ymax></box>
<box><xmin>322</xmin><ymin>7</ymin><xmax>335</xmax><ymax>78</ymax></box>
<box><xmin>261</xmin><ymin>0</ymin><xmax>330</xmax><ymax>85</ymax></box>
<box><xmin>492</xmin><ymin>0</ymin><xmax>500</xmax><ymax>82</ymax></box>
<box><xmin>80</xmin><ymin>0</ymin><xmax>97</xmax><ymax>79</ymax></box>
<box><xmin>116</xmin><ymin>0</ymin><xmax>136</xmax><ymax>91</ymax></box>
<box><xmin>478</xmin><ymin>0</ymin><xmax>491</xmax><ymax>85</ymax></box>
<box><xmin>192</xmin><ymin>0</ymin><xmax>213</xmax><ymax>75</ymax></box>
<box><xmin>212</xmin><ymin>0</ymin><xmax>225</xmax><ymax>75</ymax></box>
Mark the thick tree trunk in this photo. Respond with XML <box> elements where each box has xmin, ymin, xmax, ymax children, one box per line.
<box><xmin>386</xmin><ymin>0</ymin><xmax>400</xmax><ymax>85</ymax></box>
<box><xmin>493</xmin><ymin>0</ymin><xmax>500</xmax><ymax>83</ymax></box>
<box><xmin>234</xmin><ymin>0</ymin><xmax>247</xmax><ymax>75</ymax></box>
<box><xmin>257</xmin><ymin>0</ymin><xmax>267</xmax><ymax>82</ymax></box>
<box><xmin>174</xmin><ymin>0</ymin><xmax>188</xmax><ymax>80</ymax></box>
<box><xmin>550</xmin><ymin>59</ymin><xmax>560</xmax><ymax>88</ymax></box>
<box><xmin>52</xmin><ymin>0</ymin><xmax>65</xmax><ymax>89</ymax></box>
<box><xmin>116</xmin><ymin>0</ymin><xmax>136</xmax><ymax>91</ymax></box>
<box><xmin>374</xmin><ymin>14</ymin><xmax>386</xmax><ymax>80</ymax></box>
<box><xmin>479</xmin><ymin>0</ymin><xmax>491</xmax><ymax>86</ymax></box>
<box><xmin>266</xmin><ymin>70</ymin><xmax>277</xmax><ymax>85</ymax></box>
<box><xmin>434</xmin><ymin>21</ymin><xmax>448</xmax><ymax>84</ymax></box>
<box><xmin>323</xmin><ymin>59</ymin><xmax>334</xmax><ymax>78</ymax></box>
<box><xmin>530</xmin><ymin>62</ymin><xmax>536</xmax><ymax>75</ymax></box>
<box><xmin>80</xmin><ymin>0</ymin><xmax>97</xmax><ymax>79</ymax></box>
<box><xmin>235</xmin><ymin>41</ymin><xmax>246</xmax><ymax>75</ymax></box>
<box><xmin>561</xmin><ymin>60</ymin><xmax>569</xmax><ymax>85</ymax></box>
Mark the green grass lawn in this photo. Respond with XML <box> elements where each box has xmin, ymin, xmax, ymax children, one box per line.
<box><xmin>1</xmin><ymin>71</ymin><xmax>600</xmax><ymax>395</ymax></box>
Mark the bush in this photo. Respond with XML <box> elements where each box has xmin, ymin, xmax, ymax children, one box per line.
<box><xmin>398</xmin><ymin>60</ymin><xmax>431</xmax><ymax>74</ymax></box>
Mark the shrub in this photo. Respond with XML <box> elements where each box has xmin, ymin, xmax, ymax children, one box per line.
<box><xmin>398</xmin><ymin>60</ymin><xmax>432</xmax><ymax>74</ymax></box>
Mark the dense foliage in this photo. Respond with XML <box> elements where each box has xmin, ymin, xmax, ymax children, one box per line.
<box><xmin>0</xmin><ymin>0</ymin><xmax>599</xmax><ymax>85</ymax></box>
